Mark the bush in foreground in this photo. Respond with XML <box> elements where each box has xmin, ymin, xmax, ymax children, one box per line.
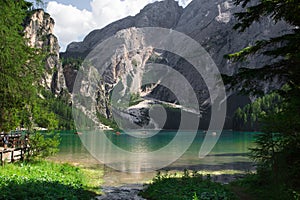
<box><xmin>230</xmin><ymin>173</ymin><xmax>300</xmax><ymax>200</ymax></box>
<box><xmin>141</xmin><ymin>170</ymin><xmax>236</xmax><ymax>200</ymax></box>
<box><xmin>0</xmin><ymin>161</ymin><xmax>102</xmax><ymax>200</ymax></box>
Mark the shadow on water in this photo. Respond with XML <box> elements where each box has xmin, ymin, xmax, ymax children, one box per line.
<box><xmin>163</xmin><ymin>161</ymin><xmax>255</xmax><ymax>171</ymax></box>
<box><xmin>205</xmin><ymin>153</ymin><xmax>250</xmax><ymax>157</ymax></box>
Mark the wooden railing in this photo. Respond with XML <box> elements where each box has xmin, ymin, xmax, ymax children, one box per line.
<box><xmin>0</xmin><ymin>147</ymin><xmax>29</xmax><ymax>165</ymax></box>
<box><xmin>0</xmin><ymin>133</ymin><xmax>30</xmax><ymax>165</ymax></box>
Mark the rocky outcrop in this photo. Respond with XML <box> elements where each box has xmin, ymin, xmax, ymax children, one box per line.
<box><xmin>63</xmin><ymin>0</ymin><xmax>290</xmax><ymax>130</ymax></box>
<box><xmin>24</xmin><ymin>9</ymin><xmax>66</xmax><ymax>95</ymax></box>
<box><xmin>146</xmin><ymin>0</ymin><xmax>289</xmax><ymax>129</ymax></box>
<box><xmin>72</xmin><ymin>28</ymin><xmax>159</xmax><ymax>129</ymax></box>
<box><xmin>61</xmin><ymin>0</ymin><xmax>183</xmax><ymax>97</ymax></box>
<box><xmin>175</xmin><ymin>0</ymin><xmax>289</xmax><ymax>75</ymax></box>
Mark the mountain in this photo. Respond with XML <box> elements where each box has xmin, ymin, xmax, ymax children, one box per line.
<box><xmin>61</xmin><ymin>0</ymin><xmax>289</xmax><ymax>130</ymax></box>
<box><xmin>61</xmin><ymin>0</ymin><xmax>183</xmax><ymax>95</ymax></box>
<box><xmin>24</xmin><ymin>9</ymin><xmax>66</xmax><ymax>95</ymax></box>
<box><xmin>61</xmin><ymin>0</ymin><xmax>183</xmax><ymax>59</ymax></box>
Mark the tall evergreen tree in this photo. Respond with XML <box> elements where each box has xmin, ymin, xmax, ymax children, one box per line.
<box><xmin>0</xmin><ymin>0</ymin><xmax>57</xmax><ymax>131</ymax></box>
<box><xmin>226</xmin><ymin>0</ymin><xmax>300</xmax><ymax>186</ymax></box>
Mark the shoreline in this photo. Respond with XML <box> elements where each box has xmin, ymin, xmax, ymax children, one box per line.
<box><xmin>48</xmin><ymin>156</ymin><xmax>255</xmax><ymax>187</ymax></box>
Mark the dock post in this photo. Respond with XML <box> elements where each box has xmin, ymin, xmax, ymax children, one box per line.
<box><xmin>11</xmin><ymin>150</ymin><xmax>14</xmax><ymax>162</ymax></box>
<box><xmin>20</xmin><ymin>148</ymin><xmax>23</xmax><ymax>161</ymax></box>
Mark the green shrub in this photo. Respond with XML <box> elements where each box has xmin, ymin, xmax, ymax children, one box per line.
<box><xmin>28</xmin><ymin>131</ymin><xmax>60</xmax><ymax>159</ymax></box>
<box><xmin>61</xmin><ymin>57</ymin><xmax>83</xmax><ymax>70</ymax></box>
<box><xmin>141</xmin><ymin>171</ymin><xmax>236</xmax><ymax>200</ymax></box>
<box><xmin>41</xmin><ymin>89</ymin><xmax>75</xmax><ymax>130</ymax></box>
<box><xmin>129</xmin><ymin>93</ymin><xmax>143</xmax><ymax>106</ymax></box>
<box><xmin>193</xmin><ymin>192</ymin><xmax>199</xmax><ymax>200</ymax></box>
<box><xmin>231</xmin><ymin>173</ymin><xmax>300</xmax><ymax>200</ymax></box>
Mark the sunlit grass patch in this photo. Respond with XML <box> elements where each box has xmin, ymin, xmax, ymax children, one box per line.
<box><xmin>81</xmin><ymin>167</ymin><xmax>104</xmax><ymax>195</ymax></box>
<box><xmin>0</xmin><ymin>161</ymin><xmax>103</xmax><ymax>200</ymax></box>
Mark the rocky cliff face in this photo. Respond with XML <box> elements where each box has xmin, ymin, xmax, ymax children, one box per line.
<box><xmin>24</xmin><ymin>9</ymin><xmax>66</xmax><ymax>95</ymax></box>
<box><xmin>61</xmin><ymin>0</ymin><xmax>183</xmax><ymax>94</ymax></box>
<box><xmin>61</xmin><ymin>0</ymin><xmax>183</xmax><ymax>59</ymax></box>
<box><xmin>175</xmin><ymin>0</ymin><xmax>289</xmax><ymax>75</ymax></box>
<box><xmin>62</xmin><ymin>0</ymin><xmax>290</xmax><ymax>130</ymax></box>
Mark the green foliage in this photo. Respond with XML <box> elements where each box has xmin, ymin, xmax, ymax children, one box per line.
<box><xmin>224</xmin><ymin>0</ymin><xmax>300</xmax><ymax>95</ymax></box>
<box><xmin>97</xmin><ymin>113</ymin><xmax>120</xmax><ymax>131</ymax></box>
<box><xmin>43</xmin><ymin>90</ymin><xmax>75</xmax><ymax>130</ymax></box>
<box><xmin>129</xmin><ymin>93</ymin><xmax>143</xmax><ymax>106</ymax></box>
<box><xmin>227</xmin><ymin>0</ymin><xmax>300</xmax><ymax>193</ymax></box>
<box><xmin>28</xmin><ymin>131</ymin><xmax>60</xmax><ymax>158</ymax></box>
<box><xmin>249</xmin><ymin>95</ymin><xmax>300</xmax><ymax>186</ymax></box>
<box><xmin>72</xmin><ymin>107</ymin><xmax>95</xmax><ymax>130</ymax></box>
<box><xmin>232</xmin><ymin>0</ymin><xmax>299</xmax><ymax>31</ymax></box>
<box><xmin>61</xmin><ymin>57</ymin><xmax>83</xmax><ymax>70</ymax></box>
<box><xmin>192</xmin><ymin>192</ymin><xmax>199</xmax><ymax>200</ymax></box>
<box><xmin>49</xmin><ymin>99</ymin><xmax>74</xmax><ymax>130</ymax></box>
<box><xmin>234</xmin><ymin>92</ymin><xmax>282</xmax><ymax>125</ymax></box>
<box><xmin>141</xmin><ymin>171</ymin><xmax>236</xmax><ymax>200</ymax></box>
<box><xmin>0</xmin><ymin>161</ymin><xmax>99</xmax><ymax>200</ymax></box>
<box><xmin>0</xmin><ymin>0</ymin><xmax>42</xmax><ymax>131</ymax></box>
<box><xmin>230</xmin><ymin>173</ymin><xmax>300</xmax><ymax>200</ymax></box>
<box><xmin>161</xmin><ymin>103</ymin><xmax>181</xmax><ymax>112</ymax></box>
<box><xmin>28</xmin><ymin>95</ymin><xmax>59</xmax><ymax>130</ymax></box>
<box><xmin>0</xmin><ymin>0</ymin><xmax>60</xmax><ymax>132</ymax></box>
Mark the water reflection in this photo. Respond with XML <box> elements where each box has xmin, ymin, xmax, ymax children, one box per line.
<box><xmin>76</xmin><ymin>130</ymin><xmax>198</xmax><ymax>172</ymax></box>
<box><xmin>49</xmin><ymin>130</ymin><xmax>256</xmax><ymax>184</ymax></box>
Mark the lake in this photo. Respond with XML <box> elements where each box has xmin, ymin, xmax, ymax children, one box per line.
<box><xmin>49</xmin><ymin>130</ymin><xmax>257</xmax><ymax>185</ymax></box>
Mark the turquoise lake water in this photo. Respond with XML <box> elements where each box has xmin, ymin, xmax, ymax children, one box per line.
<box><xmin>50</xmin><ymin>130</ymin><xmax>257</xmax><ymax>185</ymax></box>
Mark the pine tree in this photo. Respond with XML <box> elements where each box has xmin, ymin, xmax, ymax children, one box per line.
<box><xmin>227</xmin><ymin>0</ymin><xmax>300</xmax><ymax>187</ymax></box>
<box><xmin>0</xmin><ymin>0</ymin><xmax>57</xmax><ymax>131</ymax></box>
<box><xmin>225</xmin><ymin>0</ymin><xmax>300</xmax><ymax>94</ymax></box>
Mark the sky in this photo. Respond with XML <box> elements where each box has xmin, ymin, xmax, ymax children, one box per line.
<box><xmin>43</xmin><ymin>0</ymin><xmax>192</xmax><ymax>52</ymax></box>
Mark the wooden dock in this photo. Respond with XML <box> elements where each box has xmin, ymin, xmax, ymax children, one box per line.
<box><xmin>0</xmin><ymin>132</ymin><xmax>30</xmax><ymax>165</ymax></box>
<box><xmin>0</xmin><ymin>147</ymin><xmax>29</xmax><ymax>165</ymax></box>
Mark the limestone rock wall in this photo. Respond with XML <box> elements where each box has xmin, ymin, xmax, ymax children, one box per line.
<box><xmin>24</xmin><ymin>9</ymin><xmax>66</xmax><ymax>95</ymax></box>
<box><xmin>61</xmin><ymin>0</ymin><xmax>290</xmax><ymax>130</ymax></box>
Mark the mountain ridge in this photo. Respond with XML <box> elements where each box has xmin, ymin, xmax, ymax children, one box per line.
<box><xmin>61</xmin><ymin>0</ymin><xmax>290</xmax><ymax>130</ymax></box>
<box><xmin>61</xmin><ymin>0</ymin><xmax>183</xmax><ymax>58</ymax></box>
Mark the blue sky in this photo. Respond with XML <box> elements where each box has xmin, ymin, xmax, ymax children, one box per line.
<box><xmin>44</xmin><ymin>0</ymin><xmax>192</xmax><ymax>52</ymax></box>
<box><xmin>44</xmin><ymin>0</ymin><xmax>92</xmax><ymax>10</ymax></box>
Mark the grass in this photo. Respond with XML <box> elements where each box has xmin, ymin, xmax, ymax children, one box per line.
<box><xmin>81</xmin><ymin>167</ymin><xmax>104</xmax><ymax>194</ymax></box>
<box><xmin>141</xmin><ymin>170</ymin><xmax>237</xmax><ymax>200</ymax></box>
<box><xmin>0</xmin><ymin>160</ymin><xmax>103</xmax><ymax>200</ymax></box>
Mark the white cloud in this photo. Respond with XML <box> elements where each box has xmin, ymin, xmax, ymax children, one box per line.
<box><xmin>46</xmin><ymin>2</ymin><xmax>96</xmax><ymax>51</ymax></box>
<box><xmin>46</xmin><ymin>0</ymin><xmax>192</xmax><ymax>52</ymax></box>
<box><xmin>177</xmin><ymin>0</ymin><xmax>193</xmax><ymax>7</ymax></box>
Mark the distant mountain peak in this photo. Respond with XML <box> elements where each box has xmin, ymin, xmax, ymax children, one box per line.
<box><xmin>62</xmin><ymin>0</ymin><xmax>183</xmax><ymax>56</ymax></box>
